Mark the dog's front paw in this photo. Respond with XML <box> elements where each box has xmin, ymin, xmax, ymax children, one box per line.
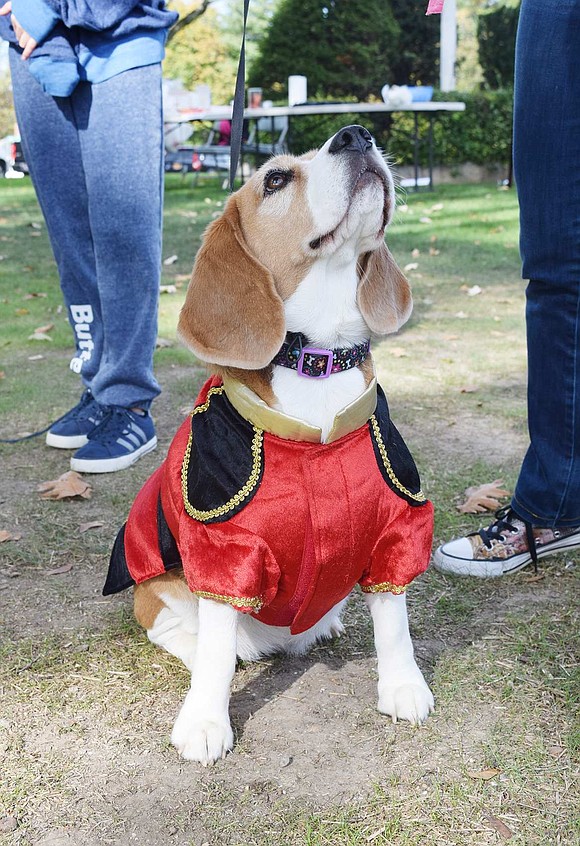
<box><xmin>378</xmin><ymin>677</ymin><xmax>434</xmax><ymax>726</ymax></box>
<box><xmin>171</xmin><ymin>712</ymin><xmax>234</xmax><ymax>765</ymax></box>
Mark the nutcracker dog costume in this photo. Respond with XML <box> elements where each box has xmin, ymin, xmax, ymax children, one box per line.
<box><xmin>104</xmin><ymin>125</ymin><xmax>435</xmax><ymax>764</ymax></box>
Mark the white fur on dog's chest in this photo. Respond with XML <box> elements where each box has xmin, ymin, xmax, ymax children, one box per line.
<box><xmin>272</xmin><ymin>255</ymin><xmax>369</xmax><ymax>441</ymax></box>
<box><xmin>271</xmin><ymin>366</ymin><xmax>366</xmax><ymax>442</ymax></box>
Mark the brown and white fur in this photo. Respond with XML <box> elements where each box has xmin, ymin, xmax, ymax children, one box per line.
<box><xmin>134</xmin><ymin>125</ymin><xmax>434</xmax><ymax>765</ymax></box>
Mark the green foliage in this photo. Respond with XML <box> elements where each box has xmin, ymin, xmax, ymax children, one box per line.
<box><xmin>248</xmin><ymin>0</ymin><xmax>400</xmax><ymax>102</ymax></box>
<box><xmin>389</xmin><ymin>0</ymin><xmax>440</xmax><ymax>86</ymax></box>
<box><xmin>163</xmin><ymin>5</ymin><xmax>236</xmax><ymax>104</ymax></box>
<box><xmin>387</xmin><ymin>88</ymin><xmax>514</xmax><ymax>167</ymax></box>
<box><xmin>286</xmin><ymin>89</ymin><xmax>514</xmax><ymax>167</ymax></box>
<box><xmin>477</xmin><ymin>2</ymin><xmax>520</xmax><ymax>89</ymax></box>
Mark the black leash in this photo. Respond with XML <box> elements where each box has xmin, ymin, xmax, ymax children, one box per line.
<box><xmin>229</xmin><ymin>0</ymin><xmax>250</xmax><ymax>191</ymax></box>
<box><xmin>0</xmin><ymin>415</ymin><xmax>66</xmax><ymax>444</ymax></box>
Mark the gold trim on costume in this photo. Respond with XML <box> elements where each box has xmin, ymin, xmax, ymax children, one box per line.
<box><xmin>194</xmin><ymin>590</ymin><xmax>263</xmax><ymax>610</ymax></box>
<box><xmin>222</xmin><ymin>374</ymin><xmax>378</xmax><ymax>443</ymax></box>
<box><xmin>360</xmin><ymin>582</ymin><xmax>407</xmax><ymax>595</ymax></box>
<box><xmin>181</xmin><ymin>385</ymin><xmax>263</xmax><ymax>522</ymax></box>
<box><xmin>369</xmin><ymin>414</ymin><xmax>427</xmax><ymax>503</ymax></box>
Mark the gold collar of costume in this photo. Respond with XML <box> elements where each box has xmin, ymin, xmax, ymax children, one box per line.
<box><xmin>222</xmin><ymin>374</ymin><xmax>378</xmax><ymax>444</ymax></box>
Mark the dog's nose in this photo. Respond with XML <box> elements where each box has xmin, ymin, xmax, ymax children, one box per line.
<box><xmin>328</xmin><ymin>125</ymin><xmax>374</xmax><ymax>155</ymax></box>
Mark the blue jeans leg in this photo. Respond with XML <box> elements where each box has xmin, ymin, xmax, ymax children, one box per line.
<box><xmin>512</xmin><ymin>0</ymin><xmax>580</xmax><ymax>527</ymax></box>
<box><xmin>9</xmin><ymin>50</ymin><xmax>163</xmax><ymax>410</ymax></box>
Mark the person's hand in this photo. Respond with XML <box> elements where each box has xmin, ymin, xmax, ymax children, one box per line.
<box><xmin>0</xmin><ymin>2</ymin><xmax>38</xmax><ymax>59</ymax></box>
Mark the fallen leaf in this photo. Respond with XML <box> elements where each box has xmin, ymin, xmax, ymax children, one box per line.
<box><xmin>37</xmin><ymin>471</ymin><xmax>92</xmax><ymax>500</ymax></box>
<box><xmin>483</xmin><ymin>813</ymin><xmax>513</xmax><ymax>839</ymax></box>
<box><xmin>78</xmin><ymin>520</ymin><xmax>104</xmax><ymax>533</ymax></box>
<box><xmin>27</xmin><ymin>354</ymin><xmax>44</xmax><ymax>361</ymax></box>
<box><xmin>0</xmin><ymin>530</ymin><xmax>22</xmax><ymax>543</ymax></box>
<box><xmin>389</xmin><ymin>347</ymin><xmax>409</xmax><ymax>358</ymax></box>
<box><xmin>24</xmin><ymin>292</ymin><xmax>47</xmax><ymax>299</ymax></box>
<box><xmin>15</xmin><ymin>307</ymin><xmax>29</xmax><ymax>316</ymax></box>
<box><xmin>457</xmin><ymin>480</ymin><xmax>510</xmax><ymax>514</ymax></box>
<box><xmin>429</xmin><ymin>203</ymin><xmax>444</xmax><ymax>212</ymax></box>
<box><xmin>155</xmin><ymin>337</ymin><xmax>174</xmax><ymax>349</ymax></box>
<box><xmin>466</xmin><ymin>285</ymin><xmax>482</xmax><ymax>297</ymax></box>
<box><xmin>404</xmin><ymin>262</ymin><xmax>419</xmax><ymax>272</ymax></box>
<box><xmin>159</xmin><ymin>284</ymin><xmax>177</xmax><ymax>294</ymax></box>
<box><xmin>411</xmin><ymin>248</ymin><xmax>420</xmax><ymax>258</ymax></box>
<box><xmin>29</xmin><ymin>221</ymin><xmax>42</xmax><ymax>230</ymax></box>
<box><xmin>467</xmin><ymin>768</ymin><xmax>501</xmax><ymax>780</ymax></box>
<box><xmin>459</xmin><ymin>385</ymin><xmax>478</xmax><ymax>393</ymax></box>
<box><xmin>419</xmin><ymin>216</ymin><xmax>432</xmax><ymax>224</ymax></box>
<box><xmin>34</xmin><ymin>322</ymin><xmax>54</xmax><ymax>334</ymax></box>
<box><xmin>44</xmin><ymin>561</ymin><xmax>73</xmax><ymax>576</ymax></box>
<box><xmin>28</xmin><ymin>332</ymin><xmax>52</xmax><ymax>341</ymax></box>
<box><xmin>429</xmin><ymin>247</ymin><xmax>440</xmax><ymax>255</ymax></box>
<box><xmin>0</xmin><ymin>371</ymin><xmax>5</xmax><ymax>379</ymax></box>
<box><xmin>454</xmin><ymin>311</ymin><xmax>467</xmax><ymax>319</ymax></box>
<box><xmin>163</xmin><ymin>254</ymin><xmax>178</xmax><ymax>265</ymax></box>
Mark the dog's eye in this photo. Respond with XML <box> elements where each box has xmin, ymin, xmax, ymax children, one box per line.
<box><xmin>264</xmin><ymin>170</ymin><xmax>291</xmax><ymax>195</ymax></box>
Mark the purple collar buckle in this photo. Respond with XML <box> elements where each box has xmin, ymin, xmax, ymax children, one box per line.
<box><xmin>297</xmin><ymin>347</ymin><xmax>334</xmax><ymax>379</ymax></box>
<box><xmin>271</xmin><ymin>333</ymin><xmax>371</xmax><ymax>379</ymax></box>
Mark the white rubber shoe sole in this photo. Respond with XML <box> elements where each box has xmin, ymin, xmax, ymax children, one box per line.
<box><xmin>46</xmin><ymin>432</ymin><xmax>89</xmax><ymax>449</ymax></box>
<box><xmin>70</xmin><ymin>436</ymin><xmax>158</xmax><ymax>474</ymax></box>
<box><xmin>433</xmin><ymin>531</ymin><xmax>580</xmax><ymax>578</ymax></box>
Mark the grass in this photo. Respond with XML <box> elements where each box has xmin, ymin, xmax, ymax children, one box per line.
<box><xmin>0</xmin><ymin>174</ymin><xmax>578</xmax><ymax>846</ymax></box>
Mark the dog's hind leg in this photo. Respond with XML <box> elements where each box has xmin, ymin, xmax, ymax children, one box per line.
<box><xmin>365</xmin><ymin>592</ymin><xmax>434</xmax><ymax>725</ymax></box>
<box><xmin>134</xmin><ymin>570</ymin><xmax>198</xmax><ymax>672</ymax></box>
<box><xmin>171</xmin><ymin>596</ymin><xmax>238</xmax><ymax>765</ymax></box>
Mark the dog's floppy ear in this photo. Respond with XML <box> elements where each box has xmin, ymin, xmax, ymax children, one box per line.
<box><xmin>357</xmin><ymin>242</ymin><xmax>412</xmax><ymax>335</ymax></box>
<box><xmin>178</xmin><ymin>196</ymin><xmax>286</xmax><ymax>369</ymax></box>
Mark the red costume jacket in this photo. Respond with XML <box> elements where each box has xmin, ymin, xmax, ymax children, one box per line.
<box><xmin>104</xmin><ymin>377</ymin><xmax>433</xmax><ymax>634</ymax></box>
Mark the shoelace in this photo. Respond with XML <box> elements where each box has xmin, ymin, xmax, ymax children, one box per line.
<box><xmin>477</xmin><ymin>504</ymin><xmax>538</xmax><ymax>571</ymax></box>
<box><xmin>87</xmin><ymin>406</ymin><xmax>139</xmax><ymax>445</ymax></box>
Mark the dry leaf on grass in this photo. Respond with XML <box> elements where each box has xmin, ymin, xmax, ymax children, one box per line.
<box><xmin>78</xmin><ymin>520</ymin><xmax>104</xmax><ymax>533</ymax></box>
<box><xmin>44</xmin><ymin>561</ymin><xmax>73</xmax><ymax>576</ymax></box>
<box><xmin>28</xmin><ymin>332</ymin><xmax>52</xmax><ymax>341</ymax></box>
<box><xmin>467</xmin><ymin>768</ymin><xmax>501</xmax><ymax>780</ymax></box>
<box><xmin>484</xmin><ymin>813</ymin><xmax>513</xmax><ymax>839</ymax></box>
<box><xmin>457</xmin><ymin>480</ymin><xmax>509</xmax><ymax>513</ymax></box>
<box><xmin>37</xmin><ymin>471</ymin><xmax>92</xmax><ymax>500</ymax></box>
<box><xmin>155</xmin><ymin>337</ymin><xmax>174</xmax><ymax>349</ymax></box>
<box><xmin>34</xmin><ymin>322</ymin><xmax>54</xmax><ymax>334</ymax></box>
<box><xmin>0</xmin><ymin>530</ymin><xmax>22</xmax><ymax>543</ymax></box>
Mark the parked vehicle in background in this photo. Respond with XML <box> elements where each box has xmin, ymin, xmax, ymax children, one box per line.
<box><xmin>0</xmin><ymin>134</ymin><xmax>28</xmax><ymax>178</ymax></box>
<box><xmin>164</xmin><ymin>145</ymin><xmax>229</xmax><ymax>175</ymax></box>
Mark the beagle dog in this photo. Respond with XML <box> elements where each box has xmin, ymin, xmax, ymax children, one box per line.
<box><xmin>104</xmin><ymin>125</ymin><xmax>435</xmax><ymax>765</ymax></box>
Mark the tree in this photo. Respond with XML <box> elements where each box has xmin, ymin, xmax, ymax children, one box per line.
<box><xmin>388</xmin><ymin>0</ymin><xmax>440</xmax><ymax>85</ymax></box>
<box><xmin>477</xmin><ymin>1</ymin><xmax>520</xmax><ymax>88</ymax></box>
<box><xmin>164</xmin><ymin>3</ymin><xmax>236</xmax><ymax>104</ymax></box>
<box><xmin>248</xmin><ymin>0</ymin><xmax>400</xmax><ymax>102</ymax></box>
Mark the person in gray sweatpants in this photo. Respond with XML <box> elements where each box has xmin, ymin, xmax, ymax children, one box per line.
<box><xmin>2</xmin><ymin>0</ymin><xmax>177</xmax><ymax>473</ymax></box>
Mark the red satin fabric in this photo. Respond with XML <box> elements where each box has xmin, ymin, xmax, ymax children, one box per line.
<box><xmin>123</xmin><ymin>378</ymin><xmax>434</xmax><ymax>634</ymax></box>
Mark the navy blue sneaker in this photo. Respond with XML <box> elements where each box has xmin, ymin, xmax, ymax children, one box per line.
<box><xmin>46</xmin><ymin>390</ymin><xmax>104</xmax><ymax>449</ymax></box>
<box><xmin>70</xmin><ymin>406</ymin><xmax>157</xmax><ymax>473</ymax></box>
